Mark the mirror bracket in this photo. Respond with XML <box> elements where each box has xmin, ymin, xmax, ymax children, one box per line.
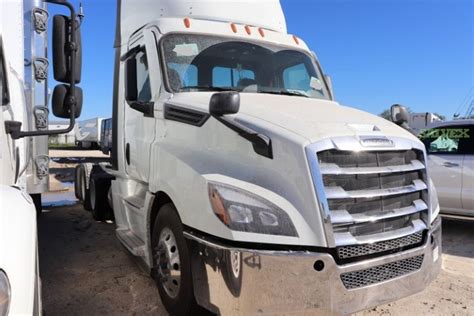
<box><xmin>130</xmin><ymin>101</ymin><xmax>154</xmax><ymax>118</ymax></box>
<box><xmin>5</xmin><ymin>0</ymin><xmax>82</xmax><ymax>139</ymax></box>
<box><xmin>213</xmin><ymin>115</ymin><xmax>273</xmax><ymax>159</ymax></box>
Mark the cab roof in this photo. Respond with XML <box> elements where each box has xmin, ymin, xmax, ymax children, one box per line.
<box><xmin>117</xmin><ymin>0</ymin><xmax>287</xmax><ymax>47</ymax></box>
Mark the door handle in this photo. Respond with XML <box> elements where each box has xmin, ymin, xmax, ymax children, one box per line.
<box><xmin>443</xmin><ymin>162</ymin><xmax>459</xmax><ymax>167</ymax></box>
<box><xmin>125</xmin><ymin>143</ymin><xmax>130</xmax><ymax>165</ymax></box>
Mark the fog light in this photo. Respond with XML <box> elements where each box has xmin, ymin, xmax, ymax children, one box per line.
<box><xmin>313</xmin><ymin>260</ymin><xmax>325</xmax><ymax>272</ymax></box>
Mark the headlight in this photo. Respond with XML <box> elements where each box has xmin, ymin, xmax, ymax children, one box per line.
<box><xmin>429</xmin><ymin>177</ymin><xmax>440</xmax><ymax>223</ymax></box>
<box><xmin>208</xmin><ymin>182</ymin><xmax>298</xmax><ymax>237</ymax></box>
<box><xmin>0</xmin><ymin>270</ymin><xmax>10</xmax><ymax>316</ymax></box>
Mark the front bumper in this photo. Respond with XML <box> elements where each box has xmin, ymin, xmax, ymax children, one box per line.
<box><xmin>186</xmin><ymin>217</ymin><xmax>442</xmax><ymax>315</ymax></box>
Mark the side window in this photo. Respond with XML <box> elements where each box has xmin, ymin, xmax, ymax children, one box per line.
<box><xmin>0</xmin><ymin>43</ymin><xmax>9</xmax><ymax>106</ymax></box>
<box><xmin>420</xmin><ymin>125</ymin><xmax>473</xmax><ymax>154</ymax></box>
<box><xmin>212</xmin><ymin>66</ymin><xmax>255</xmax><ymax>88</ymax></box>
<box><xmin>283</xmin><ymin>63</ymin><xmax>310</xmax><ymax>92</ymax></box>
<box><xmin>135</xmin><ymin>51</ymin><xmax>152</xmax><ymax>102</ymax></box>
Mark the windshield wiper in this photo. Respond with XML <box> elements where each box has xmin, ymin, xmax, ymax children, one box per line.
<box><xmin>179</xmin><ymin>85</ymin><xmax>241</xmax><ymax>92</ymax></box>
<box><xmin>259</xmin><ymin>89</ymin><xmax>309</xmax><ymax>98</ymax></box>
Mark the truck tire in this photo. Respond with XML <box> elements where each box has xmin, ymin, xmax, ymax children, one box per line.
<box><xmin>89</xmin><ymin>170</ymin><xmax>113</xmax><ymax>221</ymax></box>
<box><xmin>74</xmin><ymin>165</ymin><xmax>82</xmax><ymax>200</ymax></box>
<box><xmin>151</xmin><ymin>204</ymin><xmax>199</xmax><ymax>315</ymax></box>
<box><xmin>79</xmin><ymin>163</ymin><xmax>93</xmax><ymax>211</ymax></box>
<box><xmin>30</xmin><ymin>194</ymin><xmax>42</xmax><ymax>216</ymax></box>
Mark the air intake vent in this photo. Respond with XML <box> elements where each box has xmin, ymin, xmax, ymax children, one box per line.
<box><xmin>164</xmin><ymin>103</ymin><xmax>210</xmax><ymax>127</ymax></box>
<box><xmin>336</xmin><ymin>231</ymin><xmax>424</xmax><ymax>260</ymax></box>
<box><xmin>340</xmin><ymin>255</ymin><xmax>424</xmax><ymax>289</ymax></box>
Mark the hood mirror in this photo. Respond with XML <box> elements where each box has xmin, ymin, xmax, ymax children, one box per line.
<box><xmin>209</xmin><ymin>92</ymin><xmax>240</xmax><ymax>116</ymax></box>
<box><xmin>390</xmin><ymin>104</ymin><xmax>410</xmax><ymax>125</ymax></box>
<box><xmin>310</xmin><ymin>77</ymin><xmax>323</xmax><ymax>91</ymax></box>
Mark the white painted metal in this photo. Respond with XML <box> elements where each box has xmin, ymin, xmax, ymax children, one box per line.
<box><xmin>119</xmin><ymin>0</ymin><xmax>287</xmax><ymax>46</ymax></box>
<box><xmin>0</xmin><ymin>0</ymin><xmax>51</xmax><ymax>313</ymax></box>
<box><xmin>0</xmin><ymin>186</ymin><xmax>40</xmax><ymax>315</ymax></box>
<box><xmin>462</xmin><ymin>155</ymin><xmax>474</xmax><ymax>214</ymax></box>
<box><xmin>75</xmin><ymin>117</ymin><xmax>104</xmax><ymax>147</ymax></box>
<box><xmin>425</xmin><ymin>120</ymin><xmax>474</xmax><ymax>216</ymax></box>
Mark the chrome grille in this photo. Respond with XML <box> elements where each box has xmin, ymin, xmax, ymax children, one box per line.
<box><xmin>316</xmin><ymin>147</ymin><xmax>429</xmax><ymax>247</ymax></box>
<box><xmin>340</xmin><ymin>255</ymin><xmax>424</xmax><ymax>289</ymax></box>
<box><xmin>337</xmin><ymin>231</ymin><xmax>424</xmax><ymax>259</ymax></box>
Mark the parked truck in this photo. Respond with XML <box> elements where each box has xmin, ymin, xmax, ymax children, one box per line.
<box><xmin>408</xmin><ymin>112</ymin><xmax>443</xmax><ymax>135</ymax></box>
<box><xmin>0</xmin><ymin>0</ymin><xmax>83</xmax><ymax>314</ymax></box>
<box><xmin>80</xmin><ymin>1</ymin><xmax>442</xmax><ymax>314</ymax></box>
<box><xmin>100</xmin><ymin>117</ymin><xmax>112</xmax><ymax>155</ymax></box>
<box><xmin>75</xmin><ymin>117</ymin><xmax>103</xmax><ymax>149</ymax></box>
<box><xmin>419</xmin><ymin>119</ymin><xmax>474</xmax><ymax>217</ymax></box>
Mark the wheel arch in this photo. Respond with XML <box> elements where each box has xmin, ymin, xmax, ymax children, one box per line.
<box><xmin>149</xmin><ymin>191</ymin><xmax>174</xmax><ymax>240</ymax></box>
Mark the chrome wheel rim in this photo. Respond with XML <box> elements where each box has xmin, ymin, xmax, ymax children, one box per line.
<box><xmin>156</xmin><ymin>227</ymin><xmax>181</xmax><ymax>298</ymax></box>
<box><xmin>230</xmin><ymin>251</ymin><xmax>241</xmax><ymax>278</ymax></box>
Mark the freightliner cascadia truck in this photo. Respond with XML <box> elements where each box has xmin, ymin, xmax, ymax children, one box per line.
<box><xmin>82</xmin><ymin>0</ymin><xmax>442</xmax><ymax>314</ymax></box>
<box><xmin>0</xmin><ymin>0</ymin><xmax>83</xmax><ymax>314</ymax></box>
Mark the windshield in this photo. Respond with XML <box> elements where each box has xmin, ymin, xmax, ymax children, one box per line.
<box><xmin>160</xmin><ymin>34</ymin><xmax>329</xmax><ymax>100</ymax></box>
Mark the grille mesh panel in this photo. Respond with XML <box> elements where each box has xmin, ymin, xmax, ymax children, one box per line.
<box><xmin>337</xmin><ymin>231</ymin><xmax>424</xmax><ymax>259</ymax></box>
<box><xmin>340</xmin><ymin>255</ymin><xmax>424</xmax><ymax>289</ymax></box>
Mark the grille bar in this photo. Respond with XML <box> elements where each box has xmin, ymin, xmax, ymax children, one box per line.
<box><xmin>320</xmin><ymin>160</ymin><xmax>425</xmax><ymax>175</ymax></box>
<box><xmin>331</xmin><ymin>199</ymin><xmax>428</xmax><ymax>226</ymax></box>
<box><xmin>325</xmin><ymin>179</ymin><xmax>427</xmax><ymax>199</ymax></box>
<box><xmin>334</xmin><ymin>219</ymin><xmax>427</xmax><ymax>246</ymax></box>
<box><xmin>340</xmin><ymin>255</ymin><xmax>424</xmax><ymax>289</ymax></box>
<box><xmin>313</xmin><ymin>145</ymin><xmax>429</xmax><ymax>250</ymax></box>
<box><xmin>336</xmin><ymin>231</ymin><xmax>424</xmax><ymax>259</ymax></box>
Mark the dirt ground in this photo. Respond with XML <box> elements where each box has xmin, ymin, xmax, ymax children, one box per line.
<box><xmin>39</xmin><ymin>150</ymin><xmax>474</xmax><ymax>315</ymax></box>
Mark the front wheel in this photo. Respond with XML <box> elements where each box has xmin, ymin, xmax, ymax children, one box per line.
<box><xmin>151</xmin><ymin>204</ymin><xmax>199</xmax><ymax>315</ymax></box>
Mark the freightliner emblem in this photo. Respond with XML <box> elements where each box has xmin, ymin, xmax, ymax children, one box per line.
<box><xmin>359</xmin><ymin>136</ymin><xmax>395</xmax><ymax>147</ymax></box>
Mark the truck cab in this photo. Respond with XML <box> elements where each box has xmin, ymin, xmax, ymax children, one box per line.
<box><xmin>87</xmin><ymin>1</ymin><xmax>442</xmax><ymax>314</ymax></box>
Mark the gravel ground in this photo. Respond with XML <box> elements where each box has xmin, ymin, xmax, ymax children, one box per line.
<box><xmin>39</xmin><ymin>156</ymin><xmax>474</xmax><ymax>315</ymax></box>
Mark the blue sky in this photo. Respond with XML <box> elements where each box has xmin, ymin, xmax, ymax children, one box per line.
<box><xmin>49</xmin><ymin>0</ymin><xmax>473</xmax><ymax>120</ymax></box>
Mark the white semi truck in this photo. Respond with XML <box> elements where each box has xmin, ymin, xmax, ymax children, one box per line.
<box><xmin>82</xmin><ymin>0</ymin><xmax>442</xmax><ymax>314</ymax></box>
<box><xmin>0</xmin><ymin>0</ymin><xmax>83</xmax><ymax>314</ymax></box>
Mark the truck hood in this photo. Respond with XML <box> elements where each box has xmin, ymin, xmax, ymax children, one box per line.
<box><xmin>168</xmin><ymin>92</ymin><xmax>419</xmax><ymax>143</ymax></box>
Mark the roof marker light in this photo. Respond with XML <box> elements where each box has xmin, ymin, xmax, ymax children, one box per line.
<box><xmin>184</xmin><ymin>17</ymin><xmax>191</xmax><ymax>28</ymax></box>
<box><xmin>231</xmin><ymin>23</ymin><xmax>237</xmax><ymax>33</ymax></box>
<box><xmin>258</xmin><ymin>28</ymin><xmax>265</xmax><ymax>37</ymax></box>
<box><xmin>292</xmin><ymin>35</ymin><xmax>300</xmax><ymax>45</ymax></box>
<box><xmin>245</xmin><ymin>25</ymin><xmax>252</xmax><ymax>35</ymax></box>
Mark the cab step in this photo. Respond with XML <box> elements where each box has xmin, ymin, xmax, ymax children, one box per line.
<box><xmin>116</xmin><ymin>228</ymin><xmax>146</xmax><ymax>257</ymax></box>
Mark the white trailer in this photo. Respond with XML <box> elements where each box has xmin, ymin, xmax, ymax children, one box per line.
<box><xmin>75</xmin><ymin>117</ymin><xmax>103</xmax><ymax>148</ymax></box>
<box><xmin>82</xmin><ymin>1</ymin><xmax>442</xmax><ymax>314</ymax></box>
<box><xmin>0</xmin><ymin>0</ymin><xmax>83</xmax><ymax>314</ymax></box>
<box><xmin>409</xmin><ymin>112</ymin><xmax>443</xmax><ymax>135</ymax></box>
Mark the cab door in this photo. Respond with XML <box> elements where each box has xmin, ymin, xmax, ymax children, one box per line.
<box><xmin>461</xmin><ymin>125</ymin><xmax>474</xmax><ymax>214</ymax></box>
<box><xmin>122</xmin><ymin>29</ymin><xmax>160</xmax><ymax>183</ymax></box>
<box><xmin>422</xmin><ymin>125</ymin><xmax>468</xmax><ymax>212</ymax></box>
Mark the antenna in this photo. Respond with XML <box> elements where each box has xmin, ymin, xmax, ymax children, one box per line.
<box><xmin>77</xmin><ymin>1</ymin><xmax>85</xmax><ymax>25</ymax></box>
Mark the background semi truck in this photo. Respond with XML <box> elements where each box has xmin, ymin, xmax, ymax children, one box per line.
<box><xmin>78</xmin><ymin>0</ymin><xmax>442</xmax><ymax>314</ymax></box>
<box><xmin>75</xmin><ymin>117</ymin><xmax>103</xmax><ymax>149</ymax></box>
<box><xmin>0</xmin><ymin>0</ymin><xmax>83</xmax><ymax>314</ymax></box>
